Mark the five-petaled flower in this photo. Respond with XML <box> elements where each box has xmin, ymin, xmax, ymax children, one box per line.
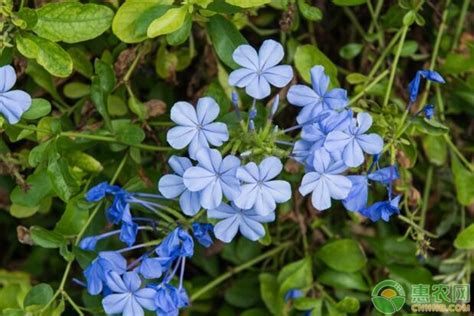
<box><xmin>228</xmin><ymin>39</ymin><xmax>293</xmax><ymax>99</ymax></box>
<box><xmin>287</xmin><ymin>65</ymin><xmax>348</xmax><ymax>123</ymax></box>
<box><xmin>0</xmin><ymin>65</ymin><xmax>32</xmax><ymax>124</ymax></box>
<box><xmin>102</xmin><ymin>271</ymin><xmax>156</xmax><ymax>316</ymax></box>
<box><xmin>208</xmin><ymin>202</ymin><xmax>275</xmax><ymax>242</ymax></box>
<box><xmin>84</xmin><ymin>251</ymin><xmax>127</xmax><ymax>295</ymax></box>
<box><xmin>158</xmin><ymin>156</ymin><xmax>201</xmax><ymax>216</ymax></box>
<box><xmin>183</xmin><ymin>148</ymin><xmax>241</xmax><ymax>210</ymax></box>
<box><xmin>299</xmin><ymin>149</ymin><xmax>352</xmax><ymax>211</ymax></box>
<box><xmin>324</xmin><ymin>112</ymin><xmax>383</xmax><ymax>167</ymax></box>
<box><xmin>360</xmin><ymin>195</ymin><xmax>402</xmax><ymax>222</ymax></box>
<box><xmin>167</xmin><ymin>97</ymin><xmax>229</xmax><ymax>159</ymax></box>
<box><xmin>234</xmin><ymin>156</ymin><xmax>291</xmax><ymax>215</ymax></box>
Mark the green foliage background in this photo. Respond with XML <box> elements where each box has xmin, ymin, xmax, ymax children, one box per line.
<box><xmin>0</xmin><ymin>0</ymin><xmax>473</xmax><ymax>315</ymax></box>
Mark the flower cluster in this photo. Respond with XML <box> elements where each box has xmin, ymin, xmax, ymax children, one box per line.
<box><xmin>78</xmin><ymin>183</ymin><xmax>214</xmax><ymax>316</ymax></box>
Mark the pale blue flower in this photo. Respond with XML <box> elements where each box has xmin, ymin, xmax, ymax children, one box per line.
<box><xmin>167</xmin><ymin>97</ymin><xmax>229</xmax><ymax>159</ymax></box>
<box><xmin>156</xmin><ymin>227</ymin><xmax>194</xmax><ymax>259</ymax></box>
<box><xmin>299</xmin><ymin>149</ymin><xmax>352</xmax><ymax>211</ymax></box>
<box><xmin>208</xmin><ymin>202</ymin><xmax>275</xmax><ymax>243</ymax></box>
<box><xmin>183</xmin><ymin>148</ymin><xmax>241</xmax><ymax>210</ymax></box>
<box><xmin>368</xmin><ymin>165</ymin><xmax>399</xmax><ymax>185</ymax></box>
<box><xmin>0</xmin><ymin>65</ymin><xmax>32</xmax><ymax>124</ymax></box>
<box><xmin>84</xmin><ymin>251</ymin><xmax>127</xmax><ymax>295</ymax></box>
<box><xmin>324</xmin><ymin>112</ymin><xmax>383</xmax><ymax>167</ymax></box>
<box><xmin>136</xmin><ymin>256</ymin><xmax>164</xmax><ymax>279</ymax></box>
<box><xmin>287</xmin><ymin>65</ymin><xmax>348</xmax><ymax>123</ymax></box>
<box><xmin>301</xmin><ymin>109</ymin><xmax>352</xmax><ymax>148</ymax></box>
<box><xmin>360</xmin><ymin>195</ymin><xmax>402</xmax><ymax>222</ymax></box>
<box><xmin>102</xmin><ymin>271</ymin><xmax>156</xmax><ymax>316</ymax></box>
<box><xmin>408</xmin><ymin>70</ymin><xmax>445</xmax><ymax>103</ymax></box>
<box><xmin>153</xmin><ymin>283</ymin><xmax>188</xmax><ymax>316</ymax></box>
<box><xmin>234</xmin><ymin>156</ymin><xmax>291</xmax><ymax>215</ymax></box>
<box><xmin>158</xmin><ymin>156</ymin><xmax>201</xmax><ymax>216</ymax></box>
<box><xmin>228</xmin><ymin>39</ymin><xmax>293</xmax><ymax>99</ymax></box>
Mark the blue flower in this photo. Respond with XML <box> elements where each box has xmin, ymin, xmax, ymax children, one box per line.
<box><xmin>85</xmin><ymin>182</ymin><xmax>123</xmax><ymax>202</ymax></box>
<box><xmin>287</xmin><ymin>65</ymin><xmax>348</xmax><ymax>123</ymax></box>
<box><xmin>299</xmin><ymin>149</ymin><xmax>352</xmax><ymax>211</ymax></box>
<box><xmin>285</xmin><ymin>289</ymin><xmax>304</xmax><ymax>301</ymax></box>
<box><xmin>228</xmin><ymin>39</ymin><xmax>293</xmax><ymax>99</ymax></box>
<box><xmin>342</xmin><ymin>175</ymin><xmax>368</xmax><ymax>212</ymax></box>
<box><xmin>301</xmin><ymin>109</ymin><xmax>352</xmax><ymax>146</ymax></box>
<box><xmin>153</xmin><ymin>283</ymin><xmax>187</xmax><ymax>316</ymax></box>
<box><xmin>183</xmin><ymin>148</ymin><xmax>241</xmax><ymax>210</ymax></box>
<box><xmin>208</xmin><ymin>202</ymin><xmax>275</xmax><ymax>243</ymax></box>
<box><xmin>136</xmin><ymin>256</ymin><xmax>164</xmax><ymax>279</ymax></box>
<box><xmin>84</xmin><ymin>251</ymin><xmax>127</xmax><ymax>295</ymax></box>
<box><xmin>102</xmin><ymin>271</ymin><xmax>156</xmax><ymax>316</ymax></box>
<box><xmin>158</xmin><ymin>156</ymin><xmax>201</xmax><ymax>216</ymax></box>
<box><xmin>359</xmin><ymin>195</ymin><xmax>402</xmax><ymax>222</ymax></box>
<box><xmin>192</xmin><ymin>223</ymin><xmax>214</xmax><ymax>248</ymax></box>
<box><xmin>408</xmin><ymin>70</ymin><xmax>445</xmax><ymax>103</ymax></box>
<box><xmin>156</xmin><ymin>227</ymin><xmax>194</xmax><ymax>260</ymax></box>
<box><xmin>166</xmin><ymin>97</ymin><xmax>229</xmax><ymax>159</ymax></box>
<box><xmin>422</xmin><ymin>104</ymin><xmax>435</xmax><ymax>119</ymax></box>
<box><xmin>368</xmin><ymin>165</ymin><xmax>399</xmax><ymax>185</ymax></box>
<box><xmin>324</xmin><ymin>112</ymin><xmax>383</xmax><ymax>167</ymax></box>
<box><xmin>234</xmin><ymin>156</ymin><xmax>291</xmax><ymax>215</ymax></box>
<box><xmin>0</xmin><ymin>65</ymin><xmax>32</xmax><ymax>124</ymax></box>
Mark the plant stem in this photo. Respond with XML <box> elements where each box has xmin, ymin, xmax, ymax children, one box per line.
<box><xmin>398</xmin><ymin>215</ymin><xmax>438</xmax><ymax>238</ymax></box>
<box><xmin>444</xmin><ymin>135</ymin><xmax>474</xmax><ymax>172</ymax></box>
<box><xmin>348</xmin><ymin>69</ymin><xmax>389</xmax><ymax>106</ymax></box>
<box><xmin>420</xmin><ymin>165</ymin><xmax>433</xmax><ymax>229</ymax></box>
<box><xmin>452</xmin><ymin>0</ymin><xmax>470</xmax><ymax>50</ymax></box>
<box><xmin>190</xmin><ymin>242</ymin><xmax>292</xmax><ymax>301</ymax></box>
<box><xmin>342</xmin><ymin>7</ymin><xmax>367</xmax><ymax>40</ymax></box>
<box><xmin>62</xmin><ymin>291</ymin><xmax>84</xmax><ymax>316</ymax></box>
<box><xmin>368</xmin><ymin>29</ymin><xmax>403</xmax><ymax>78</ymax></box>
<box><xmin>383</xmin><ymin>25</ymin><xmax>409</xmax><ymax>107</ymax></box>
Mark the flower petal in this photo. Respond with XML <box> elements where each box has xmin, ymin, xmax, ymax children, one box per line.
<box><xmin>166</xmin><ymin>126</ymin><xmax>197</xmax><ymax>149</ymax></box>
<box><xmin>220</xmin><ymin>154</ymin><xmax>240</xmax><ymax>175</ymax></box>
<box><xmin>245</xmin><ymin>75</ymin><xmax>271</xmax><ymax>100</ymax></box>
<box><xmin>135</xmin><ymin>288</ymin><xmax>157</xmax><ymax>311</ymax></box>
<box><xmin>170</xmin><ymin>101</ymin><xmax>198</xmax><ymax>126</ymax></box>
<box><xmin>158</xmin><ymin>174</ymin><xmax>185</xmax><ymax>199</ymax></box>
<box><xmin>253</xmin><ymin>187</ymin><xmax>276</xmax><ymax>216</ymax></box>
<box><xmin>196</xmin><ymin>148</ymin><xmax>222</xmax><ymax>173</ymax></box>
<box><xmin>312</xmin><ymin>148</ymin><xmax>332</xmax><ymax>174</ymax></box>
<box><xmin>299</xmin><ymin>172</ymin><xmax>320</xmax><ymax>196</ymax></box>
<box><xmin>179</xmin><ymin>190</ymin><xmax>201</xmax><ymax>216</ymax></box>
<box><xmin>0</xmin><ymin>90</ymin><xmax>32</xmax><ymax>124</ymax></box>
<box><xmin>122</xmin><ymin>271</ymin><xmax>141</xmax><ymax>292</ymax></box>
<box><xmin>200</xmin><ymin>179</ymin><xmax>223</xmax><ymax>209</ymax></box>
<box><xmin>262</xmin><ymin>65</ymin><xmax>293</xmax><ymax>88</ymax></box>
<box><xmin>188</xmin><ymin>131</ymin><xmax>209</xmax><ymax>160</ymax></box>
<box><xmin>229</xmin><ymin>68</ymin><xmax>257</xmax><ymax>87</ymax></box>
<box><xmin>123</xmin><ymin>297</ymin><xmax>144</xmax><ymax>316</ymax></box>
<box><xmin>325</xmin><ymin>174</ymin><xmax>352</xmax><ymax>200</ymax></box>
<box><xmin>203</xmin><ymin>122</ymin><xmax>229</xmax><ymax>147</ymax></box>
<box><xmin>323</xmin><ymin>88</ymin><xmax>348</xmax><ymax>111</ymax></box>
<box><xmin>264</xmin><ymin>180</ymin><xmax>291</xmax><ymax>203</ymax></box>
<box><xmin>311</xmin><ymin>178</ymin><xmax>331</xmax><ymax>210</ymax></box>
<box><xmin>324</xmin><ymin>131</ymin><xmax>352</xmax><ymax>153</ymax></box>
<box><xmin>221</xmin><ymin>175</ymin><xmax>241</xmax><ymax>201</ymax></box>
<box><xmin>102</xmin><ymin>293</ymin><xmax>129</xmax><ymax>314</ymax></box>
<box><xmin>258</xmin><ymin>39</ymin><xmax>284</xmax><ymax>70</ymax></box>
<box><xmin>342</xmin><ymin>175</ymin><xmax>368</xmax><ymax>212</ymax></box>
<box><xmin>196</xmin><ymin>97</ymin><xmax>219</xmax><ymax>125</ymax></box>
<box><xmin>239</xmin><ymin>216</ymin><xmax>265</xmax><ymax>241</ymax></box>
<box><xmin>232</xmin><ymin>44</ymin><xmax>259</xmax><ymax>70</ymax></box>
<box><xmin>183</xmin><ymin>166</ymin><xmax>215</xmax><ymax>191</ymax></box>
<box><xmin>342</xmin><ymin>139</ymin><xmax>365</xmax><ymax>167</ymax></box>
<box><xmin>357</xmin><ymin>134</ymin><xmax>383</xmax><ymax>154</ymax></box>
<box><xmin>168</xmin><ymin>155</ymin><xmax>192</xmax><ymax>176</ymax></box>
<box><xmin>213</xmin><ymin>215</ymin><xmax>240</xmax><ymax>243</ymax></box>
<box><xmin>310</xmin><ymin>65</ymin><xmax>329</xmax><ymax>97</ymax></box>
<box><xmin>0</xmin><ymin>65</ymin><xmax>17</xmax><ymax>92</ymax></box>
<box><xmin>208</xmin><ymin>202</ymin><xmax>237</xmax><ymax>219</ymax></box>
<box><xmin>259</xmin><ymin>156</ymin><xmax>282</xmax><ymax>181</ymax></box>
<box><xmin>105</xmin><ymin>271</ymin><xmax>128</xmax><ymax>293</ymax></box>
<box><xmin>356</xmin><ymin>112</ymin><xmax>372</xmax><ymax>134</ymax></box>
<box><xmin>236</xmin><ymin>162</ymin><xmax>259</xmax><ymax>182</ymax></box>
<box><xmin>287</xmin><ymin>84</ymin><xmax>319</xmax><ymax>108</ymax></box>
<box><xmin>234</xmin><ymin>183</ymin><xmax>258</xmax><ymax>210</ymax></box>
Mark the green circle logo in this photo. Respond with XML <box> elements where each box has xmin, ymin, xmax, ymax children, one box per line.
<box><xmin>371</xmin><ymin>280</ymin><xmax>406</xmax><ymax>314</ymax></box>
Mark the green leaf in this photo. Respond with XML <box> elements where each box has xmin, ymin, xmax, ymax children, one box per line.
<box><xmin>318</xmin><ymin>270</ymin><xmax>369</xmax><ymax>291</ymax></box>
<box><xmin>54</xmin><ymin>196</ymin><xmax>90</xmax><ymax>236</ymax></box>
<box><xmin>16</xmin><ymin>33</ymin><xmax>73</xmax><ymax>77</ymax></box>
<box><xmin>22</xmin><ymin>98</ymin><xmax>51</xmax><ymax>120</ymax></box>
<box><xmin>277</xmin><ymin>256</ymin><xmax>313</xmax><ymax>295</ymax></box>
<box><xmin>454</xmin><ymin>223</ymin><xmax>474</xmax><ymax>249</ymax></box>
<box><xmin>63</xmin><ymin>82</ymin><xmax>90</xmax><ymax>99</ymax></box>
<box><xmin>66</xmin><ymin>151</ymin><xmax>103</xmax><ymax>173</ymax></box>
<box><xmin>294</xmin><ymin>44</ymin><xmax>339</xmax><ymax>86</ymax></box>
<box><xmin>332</xmin><ymin>0</ymin><xmax>366</xmax><ymax>6</ymax></box>
<box><xmin>166</xmin><ymin>13</ymin><xmax>192</xmax><ymax>46</ymax></box>
<box><xmin>112</xmin><ymin>119</ymin><xmax>146</xmax><ymax>145</ymax></box>
<box><xmin>112</xmin><ymin>0</ymin><xmax>172</xmax><ymax>43</ymax></box>
<box><xmin>294</xmin><ymin>297</ymin><xmax>323</xmax><ymax>311</ymax></box>
<box><xmin>225</xmin><ymin>0</ymin><xmax>270</xmax><ymax>8</ymax></box>
<box><xmin>208</xmin><ymin>15</ymin><xmax>247</xmax><ymax>69</ymax></box>
<box><xmin>67</xmin><ymin>47</ymin><xmax>93</xmax><ymax>78</ymax></box>
<box><xmin>30</xmin><ymin>226</ymin><xmax>66</xmax><ymax>248</ymax></box>
<box><xmin>411</xmin><ymin>117</ymin><xmax>449</xmax><ymax>135</ymax></box>
<box><xmin>339</xmin><ymin>43</ymin><xmax>363</xmax><ymax>60</ymax></box>
<box><xmin>47</xmin><ymin>154</ymin><xmax>80</xmax><ymax>202</ymax></box>
<box><xmin>23</xmin><ymin>283</ymin><xmax>53</xmax><ymax>307</ymax></box>
<box><xmin>91</xmin><ymin>58</ymin><xmax>116</xmax><ymax>129</ymax></box>
<box><xmin>335</xmin><ymin>297</ymin><xmax>360</xmax><ymax>313</ymax></box>
<box><xmin>422</xmin><ymin>134</ymin><xmax>447</xmax><ymax>166</ymax></box>
<box><xmin>225</xmin><ymin>274</ymin><xmax>260</xmax><ymax>308</ymax></box>
<box><xmin>259</xmin><ymin>273</ymin><xmax>284</xmax><ymax>315</ymax></box>
<box><xmin>317</xmin><ymin>239</ymin><xmax>367</xmax><ymax>272</ymax></box>
<box><xmin>147</xmin><ymin>6</ymin><xmax>189</xmax><ymax>38</ymax></box>
<box><xmin>346</xmin><ymin>73</ymin><xmax>367</xmax><ymax>84</ymax></box>
<box><xmin>451</xmin><ymin>153</ymin><xmax>474</xmax><ymax>206</ymax></box>
<box><xmin>10</xmin><ymin>169</ymin><xmax>52</xmax><ymax>208</ymax></box>
<box><xmin>10</xmin><ymin>204</ymin><xmax>39</xmax><ymax>219</ymax></box>
<box><xmin>297</xmin><ymin>0</ymin><xmax>323</xmax><ymax>21</ymax></box>
<box><xmin>32</xmin><ymin>2</ymin><xmax>113</xmax><ymax>43</ymax></box>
